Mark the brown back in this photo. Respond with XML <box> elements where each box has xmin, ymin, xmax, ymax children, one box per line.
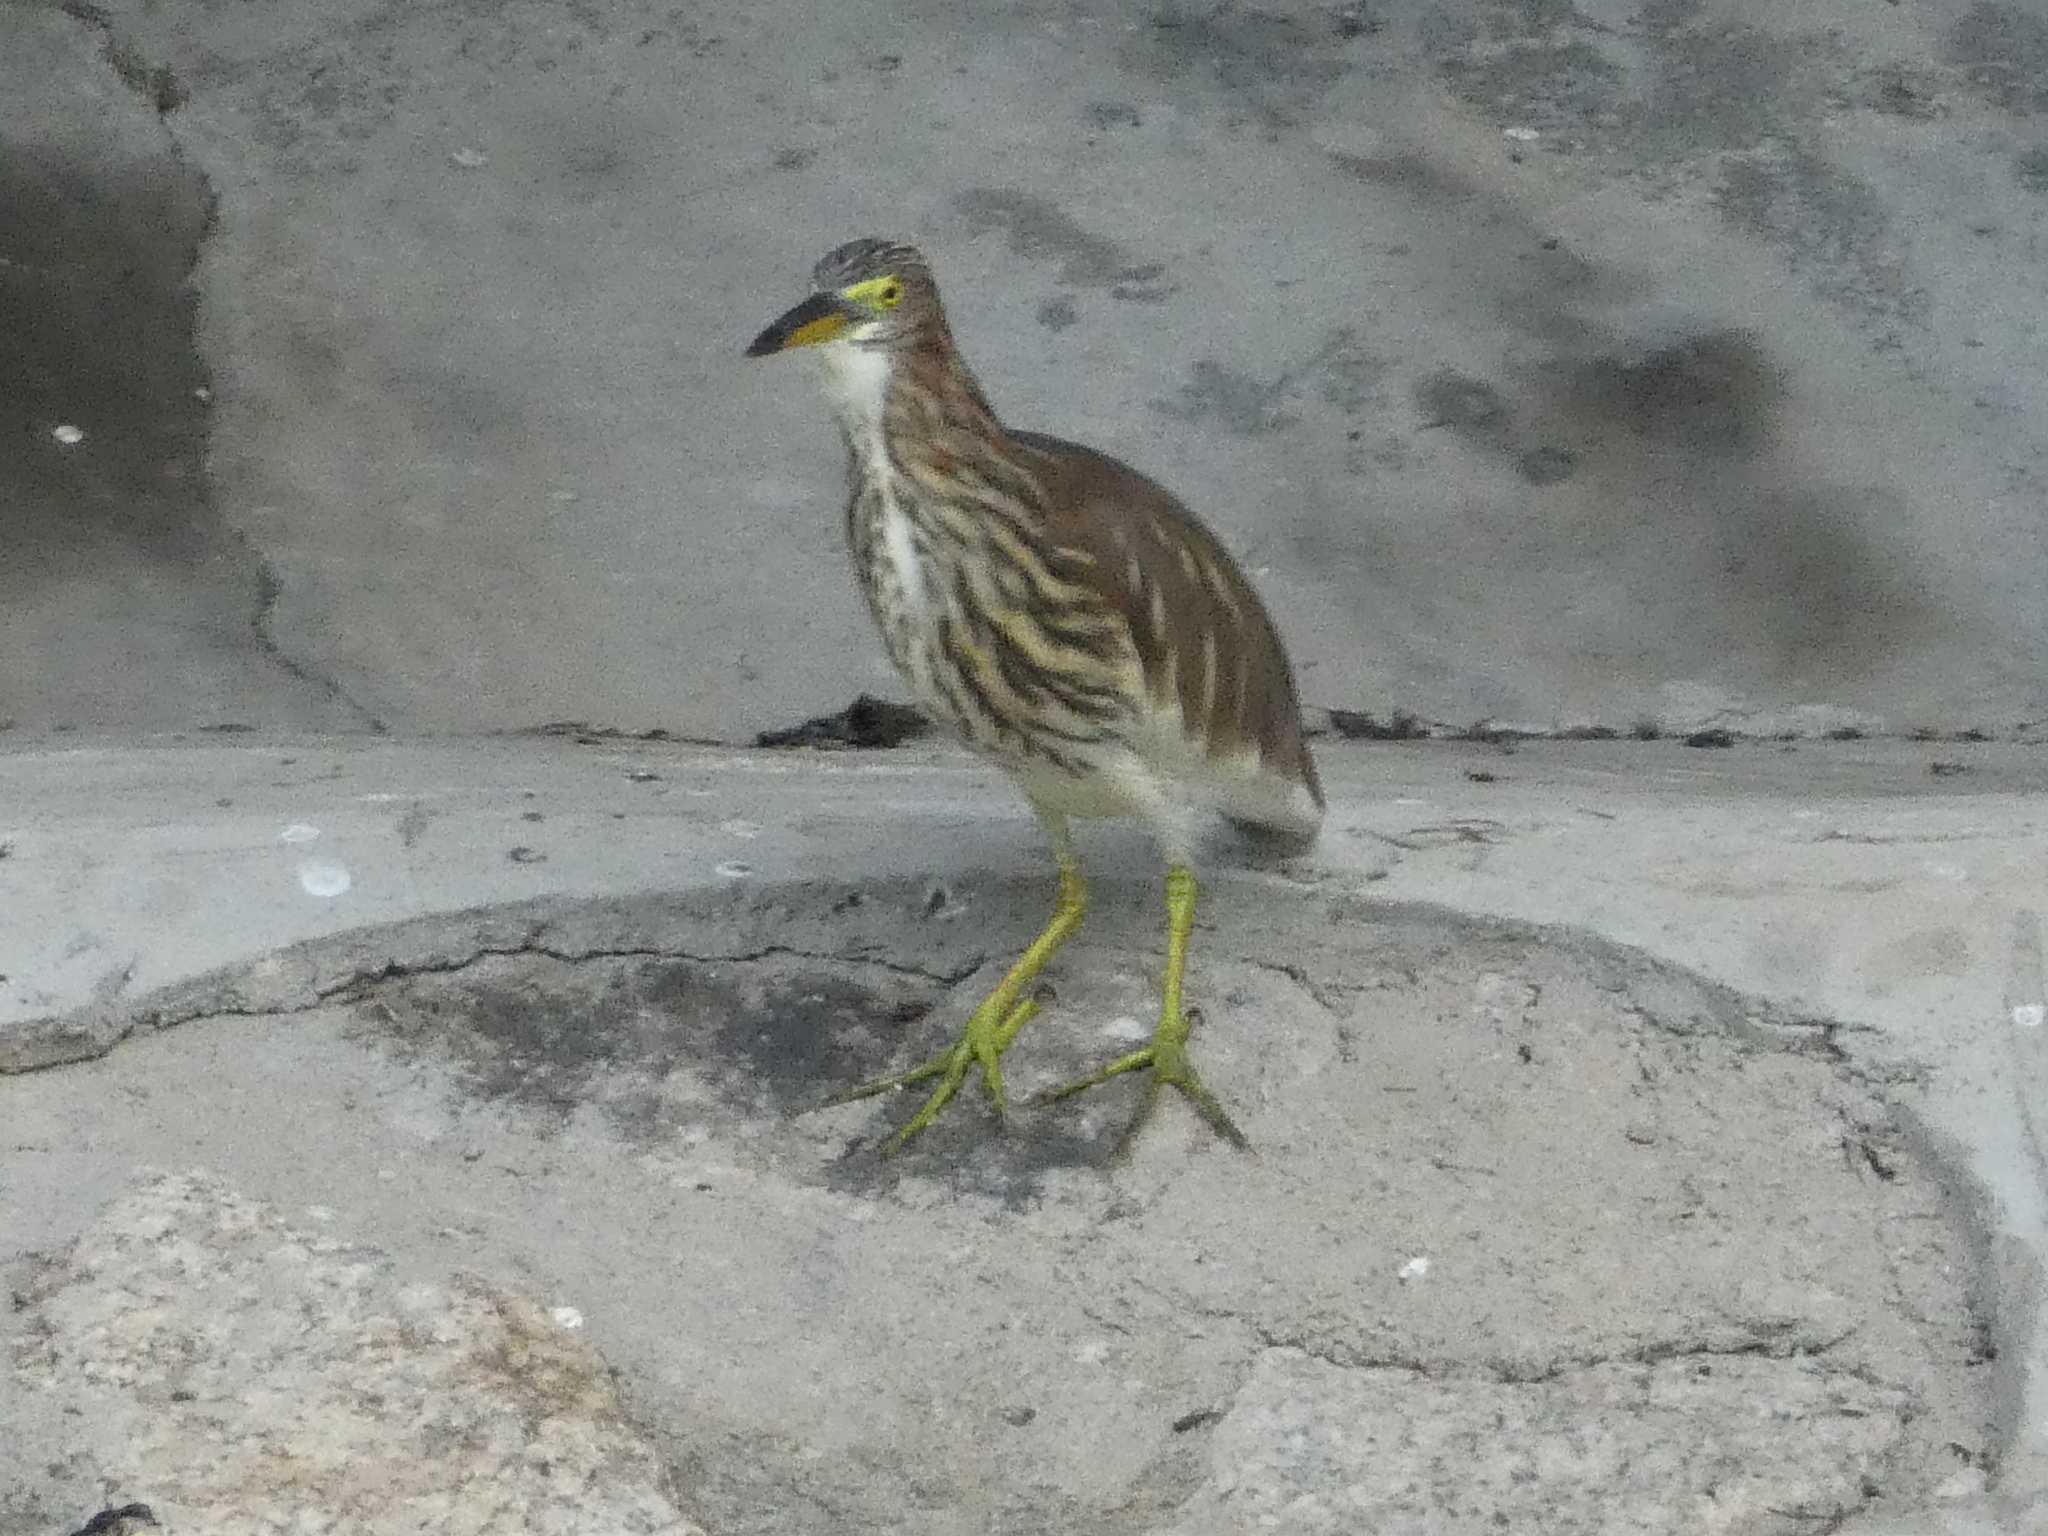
<box><xmin>1010</xmin><ymin>430</ymin><xmax>1323</xmax><ymax>812</ymax></box>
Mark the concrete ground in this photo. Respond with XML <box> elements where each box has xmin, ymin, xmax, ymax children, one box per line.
<box><xmin>6</xmin><ymin>0</ymin><xmax>2048</xmax><ymax>1531</ymax></box>
<box><xmin>4</xmin><ymin>735</ymin><xmax>2046</xmax><ymax>1534</ymax></box>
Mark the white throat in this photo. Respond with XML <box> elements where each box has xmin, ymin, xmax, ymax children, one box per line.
<box><xmin>815</xmin><ymin>339</ymin><xmax>894</xmax><ymax>459</ymax></box>
<box><xmin>815</xmin><ymin>338</ymin><xmax>927</xmax><ymax>616</ymax></box>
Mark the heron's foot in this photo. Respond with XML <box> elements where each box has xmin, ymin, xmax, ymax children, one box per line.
<box><xmin>827</xmin><ymin>985</ymin><xmax>1051</xmax><ymax>1155</ymax></box>
<box><xmin>1040</xmin><ymin>1006</ymin><xmax>1249</xmax><ymax>1154</ymax></box>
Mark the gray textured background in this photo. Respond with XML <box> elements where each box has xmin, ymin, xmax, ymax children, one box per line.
<box><xmin>6</xmin><ymin>0</ymin><xmax>2048</xmax><ymax>739</ymax></box>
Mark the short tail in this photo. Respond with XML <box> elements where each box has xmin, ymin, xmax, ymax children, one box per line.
<box><xmin>1220</xmin><ymin>753</ymin><xmax>1323</xmax><ymax>857</ymax></box>
<box><xmin>1226</xmin><ymin>815</ymin><xmax>1319</xmax><ymax>859</ymax></box>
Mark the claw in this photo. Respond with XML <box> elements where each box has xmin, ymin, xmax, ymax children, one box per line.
<box><xmin>1042</xmin><ymin>1007</ymin><xmax>1251</xmax><ymax>1153</ymax></box>
<box><xmin>821</xmin><ymin>1052</ymin><xmax>951</xmax><ymax>1108</ymax></box>
<box><xmin>825</xmin><ymin>971</ymin><xmax>1060</xmax><ymax>1155</ymax></box>
<box><xmin>819</xmin><ymin>855</ymin><xmax>1087</xmax><ymax>1153</ymax></box>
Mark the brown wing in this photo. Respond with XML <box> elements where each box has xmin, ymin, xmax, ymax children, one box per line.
<box><xmin>1010</xmin><ymin>429</ymin><xmax>1324</xmax><ymax>826</ymax></box>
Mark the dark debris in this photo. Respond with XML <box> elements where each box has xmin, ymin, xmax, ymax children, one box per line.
<box><xmin>527</xmin><ymin>721</ymin><xmax>693</xmax><ymax>746</ymax></box>
<box><xmin>1328</xmin><ymin>708</ymin><xmax>1430</xmax><ymax>741</ymax></box>
<box><xmin>66</xmin><ymin>1508</ymin><xmax>158</xmax><ymax>1536</ymax></box>
<box><xmin>756</xmin><ymin>694</ymin><xmax>933</xmax><ymax>750</ymax></box>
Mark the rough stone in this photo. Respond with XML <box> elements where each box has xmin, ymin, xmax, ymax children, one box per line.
<box><xmin>5</xmin><ymin>1173</ymin><xmax>703</xmax><ymax>1536</ymax></box>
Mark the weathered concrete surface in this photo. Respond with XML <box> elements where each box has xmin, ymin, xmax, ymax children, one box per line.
<box><xmin>0</xmin><ymin>10</ymin><xmax>366</xmax><ymax>735</ymax></box>
<box><xmin>7</xmin><ymin>1172</ymin><xmax>702</xmax><ymax>1536</ymax></box>
<box><xmin>1171</xmin><ymin>1349</ymin><xmax>1919</xmax><ymax>1535</ymax></box>
<box><xmin>0</xmin><ymin>880</ymin><xmax>1999</xmax><ymax>1535</ymax></box>
<box><xmin>2</xmin><ymin>735</ymin><xmax>2044</xmax><ymax>1533</ymax></box>
<box><xmin>5</xmin><ymin>0</ymin><xmax>2048</xmax><ymax>737</ymax></box>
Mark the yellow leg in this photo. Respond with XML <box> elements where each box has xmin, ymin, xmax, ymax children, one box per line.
<box><xmin>831</xmin><ymin>849</ymin><xmax>1086</xmax><ymax>1154</ymax></box>
<box><xmin>1041</xmin><ymin>864</ymin><xmax>1249</xmax><ymax>1152</ymax></box>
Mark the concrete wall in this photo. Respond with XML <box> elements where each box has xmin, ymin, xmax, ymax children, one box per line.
<box><xmin>6</xmin><ymin>0</ymin><xmax>2047</xmax><ymax>739</ymax></box>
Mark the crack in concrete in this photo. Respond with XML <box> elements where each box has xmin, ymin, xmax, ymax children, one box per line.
<box><xmin>1247</xmin><ymin>1319</ymin><xmax>1865</xmax><ymax>1385</ymax></box>
<box><xmin>60</xmin><ymin>1</ymin><xmax>187</xmax><ymax>116</ymax></box>
<box><xmin>249</xmin><ymin>552</ymin><xmax>390</xmax><ymax>733</ymax></box>
<box><xmin>1126</xmin><ymin>1271</ymin><xmax>1873</xmax><ymax>1412</ymax></box>
<box><xmin>315</xmin><ymin>935</ymin><xmax>981</xmax><ymax>1004</ymax></box>
<box><xmin>55</xmin><ymin>1</ymin><xmax>390</xmax><ymax>735</ymax></box>
<box><xmin>1241</xmin><ymin>956</ymin><xmax>1346</xmax><ymax>1014</ymax></box>
<box><xmin>1619</xmin><ymin>997</ymin><xmax>1904</xmax><ymax>1080</ymax></box>
<box><xmin>4</xmin><ymin>926</ymin><xmax>984</xmax><ymax>1077</ymax></box>
<box><xmin>1240</xmin><ymin>953</ymin><xmax>1365</xmax><ymax>1061</ymax></box>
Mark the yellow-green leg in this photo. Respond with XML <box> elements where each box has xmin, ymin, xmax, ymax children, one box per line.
<box><xmin>831</xmin><ymin>843</ymin><xmax>1087</xmax><ymax>1155</ymax></box>
<box><xmin>1041</xmin><ymin>864</ymin><xmax>1249</xmax><ymax>1152</ymax></box>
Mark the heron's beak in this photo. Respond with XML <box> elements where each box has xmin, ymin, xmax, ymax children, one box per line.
<box><xmin>745</xmin><ymin>291</ymin><xmax>853</xmax><ymax>356</ymax></box>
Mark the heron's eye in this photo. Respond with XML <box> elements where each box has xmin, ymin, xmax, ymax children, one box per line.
<box><xmin>877</xmin><ymin>281</ymin><xmax>902</xmax><ymax>308</ymax></box>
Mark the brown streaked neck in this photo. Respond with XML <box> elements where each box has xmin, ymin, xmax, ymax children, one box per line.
<box><xmin>894</xmin><ymin>314</ymin><xmax>1006</xmax><ymax>444</ymax></box>
<box><xmin>817</xmin><ymin>315</ymin><xmax>1012</xmax><ymax>487</ymax></box>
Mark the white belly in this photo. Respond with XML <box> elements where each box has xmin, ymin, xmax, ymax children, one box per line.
<box><xmin>872</xmin><ymin>482</ymin><xmax>927</xmax><ymax>620</ymax></box>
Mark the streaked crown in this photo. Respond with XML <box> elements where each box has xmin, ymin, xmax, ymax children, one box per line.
<box><xmin>812</xmin><ymin>237</ymin><xmax>930</xmax><ymax>291</ymax></box>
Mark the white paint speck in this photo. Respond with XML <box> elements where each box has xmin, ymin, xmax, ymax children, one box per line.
<box><xmin>280</xmin><ymin>822</ymin><xmax>321</xmax><ymax>843</ymax></box>
<box><xmin>298</xmin><ymin>860</ymin><xmax>352</xmax><ymax>897</ymax></box>
<box><xmin>1073</xmin><ymin>1339</ymin><xmax>1111</xmax><ymax>1366</ymax></box>
<box><xmin>715</xmin><ymin>861</ymin><xmax>752</xmax><ymax>879</ymax></box>
<box><xmin>719</xmin><ymin>818</ymin><xmax>761</xmax><ymax>840</ymax></box>
<box><xmin>450</xmin><ymin>146</ymin><xmax>489</xmax><ymax>168</ymax></box>
<box><xmin>1398</xmin><ymin>1255</ymin><xmax>1430</xmax><ymax>1281</ymax></box>
<box><xmin>551</xmin><ymin>1305</ymin><xmax>585</xmax><ymax>1330</ymax></box>
<box><xmin>1502</xmin><ymin>126</ymin><xmax>1540</xmax><ymax>142</ymax></box>
<box><xmin>52</xmin><ymin>424</ymin><xmax>83</xmax><ymax>445</ymax></box>
<box><xmin>2014</xmin><ymin>1003</ymin><xmax>2045</xmax><ymax>1030</ymax></box>
<box><xmin>1104</xmin><ymin>1015</ymin><xmax>1149</xmax><ymax>1043</ymax></box>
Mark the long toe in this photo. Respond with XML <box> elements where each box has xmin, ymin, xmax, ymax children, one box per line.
<box><xmin>879</xmin><ymin>1050</ymin><xmax>977</xmax><ymax>1156</ymax></box>
<box><xmin>1159</xmin><ymin>1063</ymin><xmax>1250</xmax><ymax>1151</ymax></box>
<box><xmin>1049</xmin><ymin>1007</ymin><xmax>1252</xmax><ymax>1153</ymax></box>
<box><xmin>858</xmin><ymin>987</ymin><xmax>1047</xmax><ymax>1153</ymax></box>
<box><xmin>822</xmin><ymin>1045</ymin><xmax>959</xmax><ymax>1108</ymax></box>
